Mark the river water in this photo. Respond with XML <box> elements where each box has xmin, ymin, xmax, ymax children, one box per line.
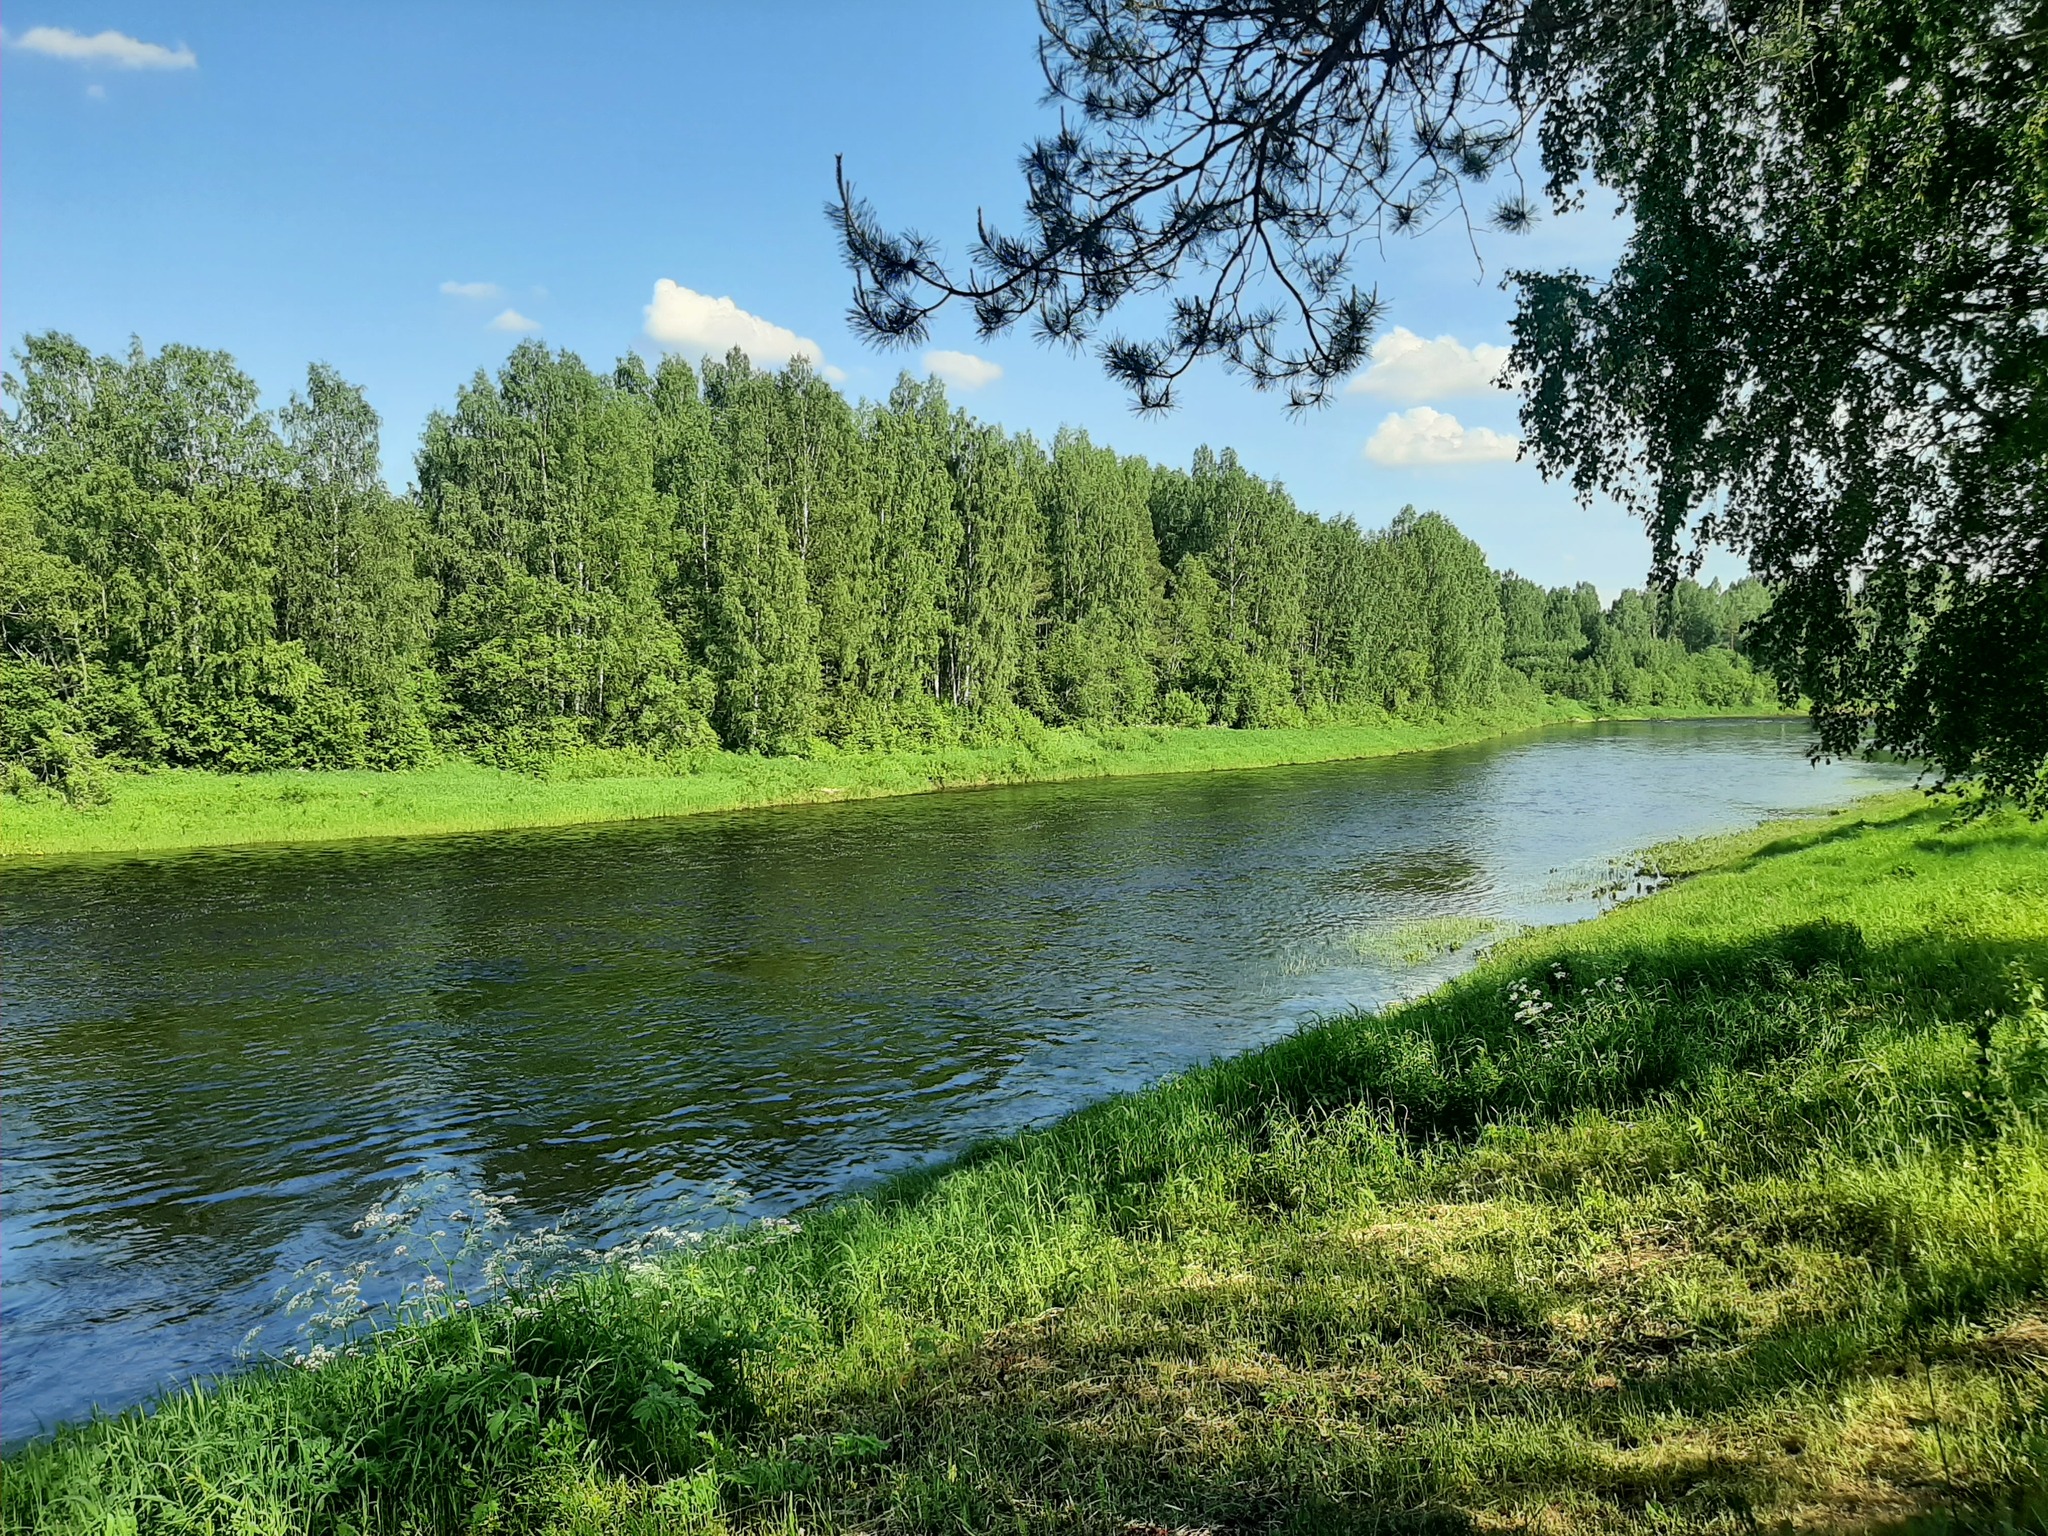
<box><xmin>0</xmin><ymin>720</ymin><xmax>1911</xmax><ymax>1437</ymax></box>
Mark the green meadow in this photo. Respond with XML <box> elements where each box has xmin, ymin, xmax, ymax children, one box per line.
<box><xmin>0</xmin><ymin>701</ymin><xmax>1750</xmax><ymax>860</ymax></box>
<box><xmin>8</xmin><ymin>789</ymin><xmax>2045</xmax><ymax>1533</ymax></box>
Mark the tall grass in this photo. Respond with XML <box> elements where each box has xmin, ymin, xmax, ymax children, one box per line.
<box><xmin>7</xmin><ymin>792</ymin><xmax>2045</xmax><ymax>1533</ymax></box>
<box><xmin>0</xmin><ymin>700</ymin><xmax>1768</xmax><ymax>859</ymax></box>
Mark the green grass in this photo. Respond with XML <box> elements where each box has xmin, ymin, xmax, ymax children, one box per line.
<box><xmin>1277</xmin><ymin>913</ymin><xmax>1523</xmax><ymax>977</ymax></box>
<box><xmin>10</xmin><ymin>791</ymin><xmax>2046</xmax><ymax>1534</ymax></box>
<box><xmin>0</xmin><ymin>699</ymin><xmax>1772</xmax><ymax>860</ymax></box>
<box><xmin>1338</xmin><ymin>913</ymin><xmax>1524</xmax><ymax>966</ymax></box>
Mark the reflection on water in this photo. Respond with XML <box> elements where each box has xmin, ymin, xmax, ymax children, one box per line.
<box><xmin>0</xmin><ymin>720</ymin><xmax>1911</xmax><ymax>1434</ymax></box>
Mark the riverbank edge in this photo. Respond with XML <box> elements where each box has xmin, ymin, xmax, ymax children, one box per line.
<box><xmin>15</xmin><ymin>785</ymin><xmax>2047</xmax><ymax>1536</ymax></box>
<box><xmin>0</xmin><ymin>699</ymin><xmax>1800</xmax><ymax>860</ymax></box>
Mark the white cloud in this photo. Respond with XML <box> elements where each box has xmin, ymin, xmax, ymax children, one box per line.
<box><xmin>922</xmin><ymin>349</ymin><xmax>1002</xmax><ymax>391</ymax></box>
<box><xmin>1346</xmin><ymin>327</ymin><xmax>1509</xmax><ymax>401</ymax></box>
<box><xmin>643</xmin><ymin>279</ymin><xmax>837</xmax><ymax>376</ymax></box>
<box><xmin>1363</xmin><ymin>407</ymin><xmax>1520</xmax><ymax>467</ymax></box>
<box><xmin>489</xmin><ymin>309</ymin><xmax>542</xmax><ymax>334</ymax></box>
<box><xmin>440</xmin><ymin>280</ymin><xmax>503</xmax><ymax>300</ymax></box>
<box><xmin>11</xmin><ymin>26</ymin><xmax>196</xmax><ymax>69</ymax></box>
<box><xmin>85</xmin><ymin>82</ymin><xmax>105</xmax><ymax>99</ymax></box>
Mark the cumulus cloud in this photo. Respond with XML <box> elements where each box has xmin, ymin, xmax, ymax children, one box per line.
<box><xmin>441</xmin><ymin>280</ymin><xmax>503</xmax><ymax>300</ymax></box>
<box><xmin>922</xmin><ymin>349</ymin><xmax>1002</xmax><ymax>391</ymax></box>
<box><xmin>1346</xmin><ymin>327</ymin><xmax>1509</xmax><ymax>401</ymax></box>
<box><xmin>11</xmin><ymin>26</ymin><xmax>196</xmax><ymax>68</ymax></box>
<box><xmin>489</xmin><ymin>309</ymin><xmax>542</xmax><ymax>334</ymax></box>
<box><xmin>1363</xmin><ymin>407</ymin><xmax>1520</xmax><ymax>467</ymax></box>
<box><xmin>643</xmin><ymin>279</ymin><xmax>840</xmax><ymax>377</ymax></box>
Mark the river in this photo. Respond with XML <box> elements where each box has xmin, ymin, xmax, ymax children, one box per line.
<box><xmin>0</xmin><ymin>719</ymin><xmax>1912</xmax><ymax>1437</ymax></box>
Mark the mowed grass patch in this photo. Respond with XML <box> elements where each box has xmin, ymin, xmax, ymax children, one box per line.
<box><xmin>0</xmin><ymin>701</ymin><xmax>1775</xmax><ymax>860</ymax></box>
<box><xmin>7</xmin><ymin>792</ymin><xmax>2046</xmax><ymax>1534</ymax></box>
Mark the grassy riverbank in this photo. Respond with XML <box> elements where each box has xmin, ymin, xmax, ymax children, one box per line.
<box><xmin>8</xmin><ymin>789</ymin><xmax>2046</xmax><ymax>1533</ymax></box>
<box><xmin>0</xmin><ymin>701</ymin><xmax>1780</xmax><ymax>860</ymax></box>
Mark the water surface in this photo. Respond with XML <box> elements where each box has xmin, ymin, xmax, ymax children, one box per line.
<box><xmin>1</xmin><ymin>720</ymin><xmax>1911</xmax><ymax>1435</ymax></box>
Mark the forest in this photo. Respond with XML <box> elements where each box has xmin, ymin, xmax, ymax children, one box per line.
<box><xmin>0</xmin><ymin>335</ymin><xmax>1776</xmax><ymax>799</ymax></box>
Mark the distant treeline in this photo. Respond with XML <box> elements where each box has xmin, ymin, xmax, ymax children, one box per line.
<box><xmin>0</xmin><ymin>335</ymin><xmax>1777</xmax><ymax>793</ymax></box>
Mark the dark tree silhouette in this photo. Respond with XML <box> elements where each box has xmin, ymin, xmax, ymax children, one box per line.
<box><xmin>835</xmin><ymin>0</ymin><xmax>2048</xmax><ymax>808</ymax></box>
<box><xmin>833</xmin><ymin>0</ymin><xmax>1531</xmax><ymax>412</ymax></box>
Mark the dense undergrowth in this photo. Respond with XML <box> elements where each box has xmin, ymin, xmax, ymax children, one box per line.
<box><xmin>4</xmin><ymin>334</ymin><xmax>1777</xmax><ymax>800</ymax></box>
<box><xmin>0</xmin><ymin>700</ymin><xmax>1736</xmax><ymax>859</ymax></box>
<box><xmin>7</xmin><ymin>791</ymin><xmax>2046</xmax><ymax>1533</ymax></box>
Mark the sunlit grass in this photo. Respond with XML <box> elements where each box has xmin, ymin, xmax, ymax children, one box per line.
<box><xmin>8</xmin><ymin>790</ymin><xmax>2045</xmax><ymax>1534</ymax></box>
<box><xmin>1278</xmin><ymin>912</ymin><xmax>1522</xmax><ymax>976</ymax></box>
<box><xmin>0</xmin><ymin>700</ymin><xmax>1773</xmax><ymax>860</ymax></box>
<box><xmin>1340</xmin><ymin>912</ymin><xmax>1521</xmax><ymax>965</ymax></box>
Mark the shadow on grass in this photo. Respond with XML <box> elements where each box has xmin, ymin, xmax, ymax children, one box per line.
<box><xmin>1189</xmin><ymin>927</ymin><xmax>2044</xmax><ymax>1151</ymax></box>
<box><xmin>765</xmin><ymin>1328</ymin><xmax>1789</xmax><ymax>1533</ymax></box>
<box><xmin>1871</xmin><ymin>1498</ymin><xmax>2048</xmax><ymax>1534</ymax></box>
<box><xmin>1738</xmin><ymin>812</ymin><xmax>1929</xmax><ymax>867</ymax></box>
<box><xmin>1713</xmin><ymin>798</ymin><xmax>2046</xmax><ymax>878</ymax></box>
<box><xmin>735</xmin><ymin>907</ymin><xmax>2047</xmax><ymax>1531</ymax></box>
<box><xmin>755</xmin><ymin>1274</ymin><xmax>2042</xmax><ymax>1534</ymax></box>
<box><xmin>15</xmin><ymin>806</ymin><xmax>2044</xmax><ymax>1535</ymax></box>
<box><xmin>800</xmin><ymin>923</ymin><xmax>2046</xmax><ymax>1362</ymax></box>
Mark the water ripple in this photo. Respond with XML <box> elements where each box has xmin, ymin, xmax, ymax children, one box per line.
<box><xmin>0</xmin><ymin>720</ymin><xmax>1909</xmax><ymax>1437</ymax></box>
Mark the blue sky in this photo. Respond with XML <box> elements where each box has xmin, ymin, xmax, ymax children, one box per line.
<box><xmin>1</xmin><ymin>4</ymin><xmax>1732</xmax><ymax>595</ymax></box>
